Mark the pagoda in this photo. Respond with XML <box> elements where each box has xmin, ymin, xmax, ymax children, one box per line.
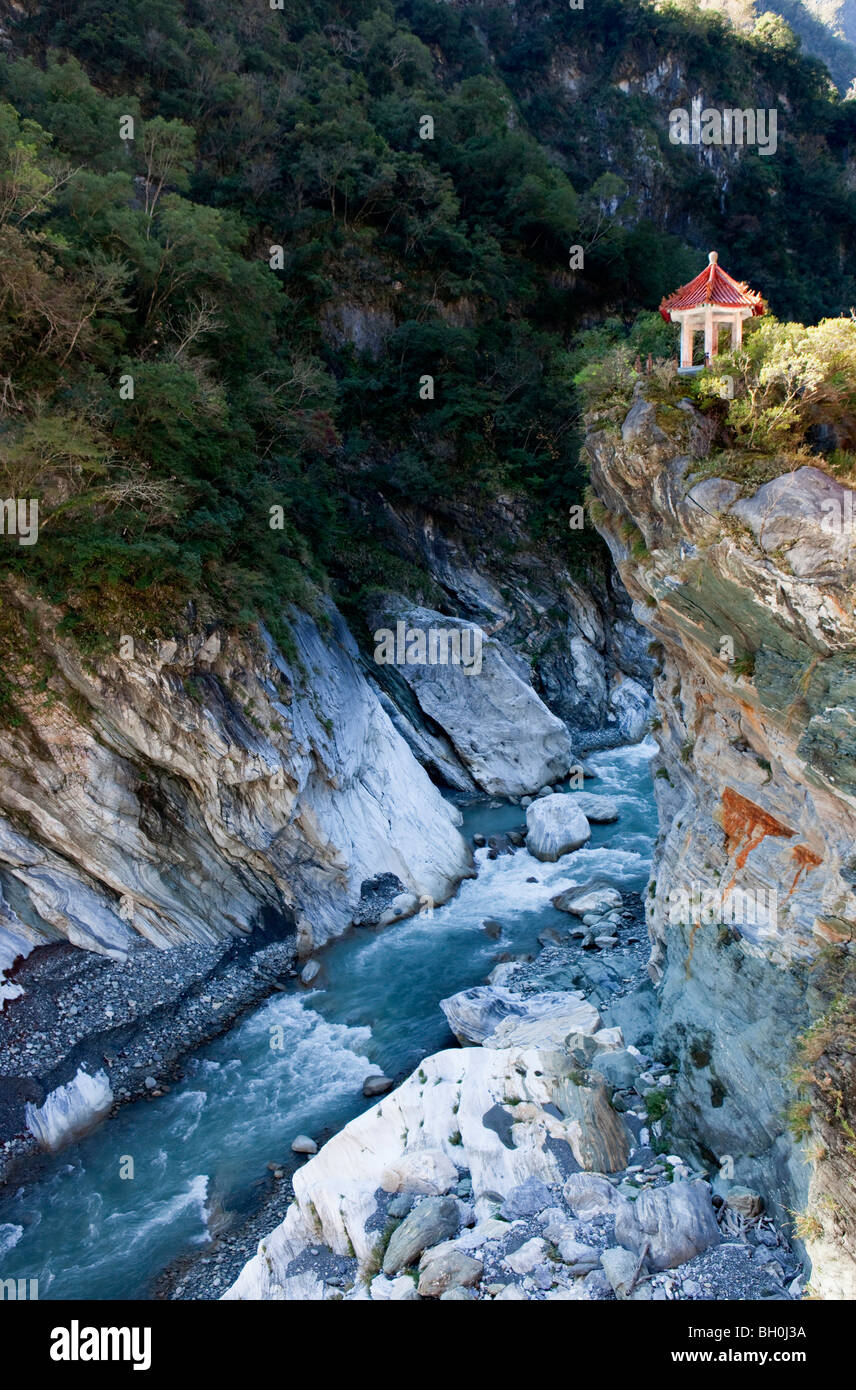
<box><xmin>659</xmin><ymin>252</ymin><xmax>764</xmax><ymax>374</ymax></box>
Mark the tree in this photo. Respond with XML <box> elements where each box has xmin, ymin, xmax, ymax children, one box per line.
<box><xmin>139</xmin><ymin>116</ymin><xmax>195</xmax><ymax>225</ymax></box>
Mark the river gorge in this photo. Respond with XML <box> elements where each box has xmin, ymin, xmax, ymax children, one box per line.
<box><xmin>2</xmin><ymin>385</ymin><xmax>854</xmax><ymax>1306</ymax></box>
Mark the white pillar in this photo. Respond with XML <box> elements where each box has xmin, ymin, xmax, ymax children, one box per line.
<box><xmin>731</xmin><ymin>313</ymin><xmax>743</xmax><ymax>350</ymax></box>
<box><xmin>680</xmin><ymin>317</ymin><xmax>693</xmax><ymax>368</ymax></box>
<box><xmin>703</xmin><ymin>305</ymin><xmax>714</xmax><ymax>363</ymax></box>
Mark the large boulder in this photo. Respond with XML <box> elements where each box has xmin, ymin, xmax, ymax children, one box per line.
<box><xmin>601</xmin><ymin>1246</ymin><xmax>646</xmax><ymax>1300</ymax></box>
<box><xmin>723</xmin><ymin>1185</ymin><xmax>763</xmax><ymax>1219</ymax></box>
<box><xmin>500</xmin><ymin>1177</ymin><xmax>553</xmax><ymax>1220</ymax></box>
<box><xmin>563</xmin><ymin>1172</ymin><xmax>626</xmax><ymax>1216</ymax></box>
<box><xmin>383</xmin><ymin>1196</ymin><xmax>461</xmax><ymax>1275</ymax></box>
<box><xmin>552</xmin><ymin>882</ymin><xmax>623</xmax><ymax>917</ymax></box>
<box><xmin>370</xmin><ymin>1274</ymin><xmax>421</xmax><ymax>1301</ymax></box>
<box><xmin>566</xmin><ymin>793</ymin><xmax>620</xmax><ymax>824</ymax></box>
<box><xmin>556</xmin><ymin>1238</ymin><xmax>602</xmax><ymax>1271</ymax></box>
<box><xmin>486</xmin><ymin>1006</ymin><xmax>605</xmax><ymax>1051</ymax></box>
<box><xmin>417</xmin><ymin>1244</ymin><xmax>483</xmax><ymax>1297</ymax></box>
<box><xmin>440</xmin><ymin>985</ymin><xmax>601</xmax><ymax>1048</ymax></box>
<box><xmin>614</xmin><ymin>1180</ymin><xmax>721</xmax><ymax>1270</ymax></box>
<box><xmin>505</xmin><ymin>1237</ymin><xmax>547</xmax><ymax>1274</ymax></box>
<box><xmin>609</xmin><ymin>677</ymin><xmax>654</xmax><ymax>743</ymax></box>
<box><xmin>378</xmin><ymin>606</ymin><xmax>575</xmax><ymax>796</ymax></box>
<box><xmin>590</xmin><ymin>1048</ymin><xmax>645</xmax><ymax>1090</ymax></box>
<box><xmin>525</xmin><ymin>795</ymin><xmax>591</xmax><ymax>862</ymax></box>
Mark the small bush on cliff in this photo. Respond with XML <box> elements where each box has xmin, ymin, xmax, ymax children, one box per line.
<box><xmin>575</xmin><ymin>346</ymin><xmax>637</xmax><ymax>419</ymax></box>
<box><xmin>573</xmin><ymin>311</ymin><xmax>683</xmax><ymax>419</ymax></box>
<box><xmin>698</xmin><ymin>316</ymin><xmax>856</xmax><ymax>458</ymax></box>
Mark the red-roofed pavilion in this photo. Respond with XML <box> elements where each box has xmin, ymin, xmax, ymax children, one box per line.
<box><xmin>659</xmin><ymin>251</ymin><xmax>764</xmax><ymax>373</ymax></box>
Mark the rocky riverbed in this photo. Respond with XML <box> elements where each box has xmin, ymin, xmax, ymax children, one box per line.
<box><xmin>0</xmin><ymin>924</ymin><xmax>298</xmax><ymax>1184</ymax></box>
<box><xmin>223</xmin><ymin>843</ymin><xmax>805</xmax><ymax>1302</ymax></box>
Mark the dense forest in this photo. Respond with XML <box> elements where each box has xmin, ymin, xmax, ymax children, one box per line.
<box><xmin>1</xmin><ymin>0</ymin><xmax>856</xmax><ymax>650</ymax></box>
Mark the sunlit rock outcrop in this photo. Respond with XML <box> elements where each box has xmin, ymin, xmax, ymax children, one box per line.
<box><xmin>0</xmin><ymin>589</ymin><xmax>471</xmax><ymax>961</ymax></box>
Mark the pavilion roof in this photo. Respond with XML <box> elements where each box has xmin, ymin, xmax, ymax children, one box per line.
<box><xmin>659</xmin><ymin>253</ymin><xmax>764</xmax><ymax>322</ymax></box>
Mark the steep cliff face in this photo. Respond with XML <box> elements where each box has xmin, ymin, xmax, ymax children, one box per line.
<box><xmin>586</xmin><ymin>388</ymin><xmax>856</xmax><ymax>1297</ymax></box>
<box><xmin>0</xmin><ymin>583</ymin><xmax>471</xmax><ymax>969</ymax></box>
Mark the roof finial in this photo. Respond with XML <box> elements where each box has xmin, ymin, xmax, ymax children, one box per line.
<box><xmin>708</xmin><ymin>250</ymin><xmax>718</xmax><ymax>264</ymax></box>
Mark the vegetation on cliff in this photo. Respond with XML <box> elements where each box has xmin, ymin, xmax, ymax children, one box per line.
<box><xmin>580</xmin><ymin>311</ymin><xmax>856</xmax><ymax>494</ymax></box>
<box><xmin>1</xmin><ymin>0</ymin><xmax>856</xmax><ymax>650</ymax></box>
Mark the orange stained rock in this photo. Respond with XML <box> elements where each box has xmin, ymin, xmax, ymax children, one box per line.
<box><xmin>788</xmin><ymin>844</ymin><xmax>823</xmax><ymax>896</ymax></box>
<box><xmin>721</xmin><ymin>787</ymin><xmax>794</xmax><ymax>891</ymax></box>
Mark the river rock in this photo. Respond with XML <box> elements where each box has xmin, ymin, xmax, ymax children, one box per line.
<box><xmin>563</xmin><ymin>1172</ymin><xmax>626</xmax><ymax>1216</ymax></box>
<box><xmin>439</xmin><ymin>985</ymin><xmax>601</xmax><ymax>1048</ymax></box>
<box><xmin>614</xmin><ymin>1180</ymin><xmax>721</xmax><ymax>1269</ymax></box>
<box><xmin>505</xmin><ymin>1237</ymin><xmax>546</xmax><ymax>1274</ymax></box>
<box><xmin>590</xmin><ymin>1048</ymin><xmax>644</xmax><ymax>1090</ymax></box>
<box><xmin>566</xmin><ymin>793</ymin><xmax>620</xmax><ymax>823</ymax></box>
<box><xmin>525</xmin><ymin>795</ymin><xmax>591</xmax><ymax>861</ymax></box>
<box><xmin>482</xmin><ymin>919</ymin><xmax>503</xmax><ymax>939</ymax></box>
<box><xmin>582</xmin><ymin>1268</ymin><xmax>613</xmax><ymax>1298</ymax></box>
<box><xmin>724</xmin><ymin>1185</ymin><xmax>764</xmax><ymax>1218</ymax></box>
<box><xmin>291</xmin><ymin>1134</ymin><xmax>318</xmax><ymax>1155</ymax></box>
<box><xmin>551</xmin><ymin>883</ymin><xmax>623</xmax><ymax>916</ymax></box>
<box><xmin>299</xmin><ymin>960</ymin><xmax>321</xmax><ymax>986</ymax></box>
<box><xmin>370</xmin><ymin>1274</ymin><xmax>420</xmax><ymax>1301</ymax></box>
<box><xmin>601</xmin><ymin>1246</ymin><xmax>642</xmax><ymax>1300</ymax></box>
<box><xmin>25</xmin><ymin>1067</ymin><xmax>113</xmax><ymax>1153</ymax></box>
<box><xmin>557</xmin><ymin>1237</ymin><xmax>602</xmax><ymax>1271</ymax></box>
<box><xmin>380</xmin><ymin>1149</ymin><xmax>458</xmax><ymax>1196</ymax></box>
<box><xmin>383</xmin><ymin>1196</ymin><xmax>460</xmax><ymax>1275</ymax></box>
<box><xmin>500</xmin><ymin>1177</ymin><xmax>553</xmax><ymax>1220</ymax></box>
<box><xmin>362</xmin><ymin>1074</ymin><xmax>394</xmax><ymax>1098</ymax></box>
<box><xmin>540</xmin><ymin>1208</ymin><xmax>577</xmax><ymax>1240</ymax></box>
<box><xmin>417</xmin><ymin>1245</ymin><xmax>483</xmax><ymax>1297</ymax></box>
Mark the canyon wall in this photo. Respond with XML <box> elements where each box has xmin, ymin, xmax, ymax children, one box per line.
<box><xmin>0</xmin><ymin>586</ymin><xmax>472</xmax><ymax>967</ymax></box>
<box><xmin>586</xmin><ymin>386</ymin><xmax>856</xmax><ymax>1298</ymax></box>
